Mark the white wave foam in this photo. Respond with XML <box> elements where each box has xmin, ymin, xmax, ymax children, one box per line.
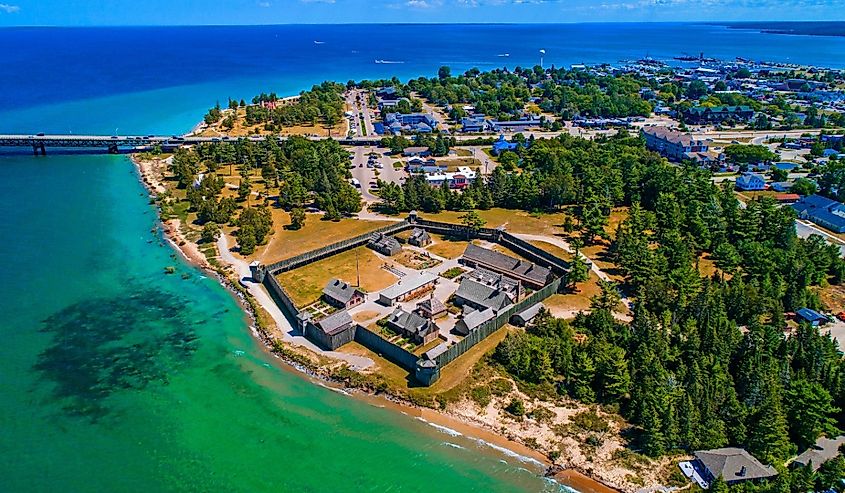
<box><xmin>471</xmin><ymin>438</ymin><xmax>545</xmax><ymax>468</ymax></box>
<box><xmin>442</xmin><ymin>442</ymin><xmax>465</xmax><ymax>450</ymax></box>
<box><xmin>427</xmin><ymin>422</ymin><xmax>463</xmax><ymax>437</ymax></box>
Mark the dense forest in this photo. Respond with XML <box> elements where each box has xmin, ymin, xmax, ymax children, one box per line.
<box><xmin>240</xmin><ymin>82</ymin><xmax>346</xmax><ymax>131</ymax></box>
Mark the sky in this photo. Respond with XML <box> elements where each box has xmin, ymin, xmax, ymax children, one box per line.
<box><xmin>0</xmin><ymin>0</ymin><xmax>842</xmax><ymax>26</ymax></box>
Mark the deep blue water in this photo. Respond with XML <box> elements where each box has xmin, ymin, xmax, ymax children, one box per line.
<box><xmin>2</xmin><ymin>23</ymin><xmax>845</xmax><ymax>135</ymax></box>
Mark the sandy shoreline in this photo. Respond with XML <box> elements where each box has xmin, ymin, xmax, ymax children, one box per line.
<box><xmin>130</xmin><ymin>153</ymin><xmax>623</xmax><ymax>493</ymax></box>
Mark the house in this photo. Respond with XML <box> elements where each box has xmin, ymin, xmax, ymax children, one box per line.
<box><xmin>378</xmin><ymin>272</ymin><xmax>438</xmax><ymax>306</ymax></box>
<box><xmin>460</xmin><ymin>244</ymin><xmax>552</xmax><ymax>289</ymax></box>
<box><xmin>385</xmin><ymin>308</ymin><xmax>439</xmax><ymax>345</ymax></box>
<box><xmin>408</xmin><ymin>228</ymin><xmax>432</xmax><ymax>247</ymax></box>
<box><xmin>792</xmin><ymin>195</ymin><xmax>845</xmax><ymax>233</ymax></box>
<box><xmin>424</xmin><ymin>166</ymin><xmax>477</xmax><ymax>189</ymax></box>
<box><xmin>770</xmin><ymin>181</ymin><xmax>793</xmax><ymax>192</ymax></box>
<box><xmin>511</xmin><ymin>302</ymin><xmax>545</xmax><ymax>326</ymax></box>
<box><xmin>793</xmin><ymin>436</ymin><xmax>845</xmax><ymax>471</ymax></box>
<box><xmin>491</xmin><ymin>134</ymin><xmax>519</xmax><ymax>156</ymax></box>
<box><xmin>416</xmin><ymin>295</ymin><xmax>447</xmax><ymax>320</ymax></box>
<box><xmin>305</xmin><ymin>310</ymin><xmax>355</xmax><ymax>350</ymax></box>
<box><xmin>466</xmin><ymin>267</ymin><xmax>521</xmax><ymax>296</ymax></box>
<box><xmin>641</xmin><ymin>127</ymin><xmax>709</xmax><ymax>162</ymax></box>
<box><xmin>322</xmin><ymin>278</ymin><xmax>365</xmax><ymax>309</ymax></box>
<box><xmin>454</xmin><ymin>307</ymin><xmax>495</xmax><ymax>336</ymax></box>
<box><xmin>796</xmin><ymin>307</ymin><xmax>829</xmax><ymax>326</ymax></box>
<box><xmin>735</xmin><ymin>172</ymin><xmax>767</xmax><ymax>191</ymax></box>
<box><xmin>461</xmin><ymin>116</ymin><xmax>493</xmax><ymax>133</ymax></box>
<box><xmin>693</xmin><ymin>448</ymin><xmax>777</xmax><ymax>486</ymax></box>
<box><xmin>403</xmin><ymin>147</ymin><xmax>431</xmax><ymax>157</ymax></box>
<box><xmin>683</xmin><ymin>105</ymin><xmax>754</xmax><ymax>124</ymax></box>
<box><xmin>454</xmin><ymin>277</ymin><xmax>515</xmax><ymax>313</ymax></box>
<box><xmin>368</xmin><ymin>232</ymin><xmax>402</xmax><ymax>256</ymax></box>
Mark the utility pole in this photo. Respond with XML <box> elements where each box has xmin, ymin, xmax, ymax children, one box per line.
<box><xmin>356</xmin><ymin>249</ymin><xmax>361</xmax><ymax>287</ymax></box>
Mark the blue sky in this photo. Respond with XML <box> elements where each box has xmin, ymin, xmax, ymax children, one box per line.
<box><xmin>0</xmin><ymin>0</ymin><xmax>842</xmax><ymax>26</ymax></box>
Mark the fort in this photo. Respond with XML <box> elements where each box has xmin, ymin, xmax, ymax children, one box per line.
<box><xmin>250</xmin><ymin>212</ymin><xmax>570</xmax><ymax>386</ymax></box>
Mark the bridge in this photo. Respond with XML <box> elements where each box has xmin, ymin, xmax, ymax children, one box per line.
<box><xmin>0</xmin><ymin>134</ymin><xmax>386</xmax><ymax>155</ymax></box>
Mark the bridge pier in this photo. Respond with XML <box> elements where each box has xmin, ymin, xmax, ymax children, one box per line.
<box><xmin>107</xmin><ymin>144</ymin><xmax>119</xmax><ymax>154</ymax></box>
<box><xmin>32</xmin><ymin>143</ymin><xmax>46</xmax><ymax>156</ymax></box>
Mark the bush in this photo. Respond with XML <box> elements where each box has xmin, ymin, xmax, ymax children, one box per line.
<box><xmin>505</xmin><ymin>398</ymin><xmax>526</xmax><ymax>417</ymax></box>
<box><xmin>571</xmin><ymin>410</ymin><xmax>609</xmax><ymax>433</ymax></box>
<box><xmin>470</xmin><ymin>385</ymin><xmax>492</xmax><ymax>407</ymax></box>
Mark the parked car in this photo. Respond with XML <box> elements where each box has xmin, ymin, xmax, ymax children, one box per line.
<box><xmin>837</xmin><ymin>312</ymin><xmax>845</xmax><ymax>322</ymax></box>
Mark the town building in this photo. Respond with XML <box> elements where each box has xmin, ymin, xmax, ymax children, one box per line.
<box><xmin>403</xmin><ymin>147</ymin><xmax>431</xmax><ymax>157</ymax></box>
<box><xmin>385</xmin><ymin>308</ymin><xmax>439</xmax><ymax>345</ymax></box>
<box><xmin>454</xmin><ymin>307</ymin><xmax>495</xmax><ymax>335</ymax></box>
<box><xmin>378</xmin><ymin>272</ymin><xmax>438</xmax><ymax>306</ymax></box>
<box><xmin>489</xmin><ymin>117</ymin><xmax>542</xmax><ymax>133</ymax></box>
<box><xmin>465</xmin><ymin>267</ymin><xmax>521</xmax><ymax>296</ymax></box>
<box><xmin>793</xmin><ymin>436</ymin><xmax>845</xmax><ymax>471</ymax></box>
<box><xmin>322</xmin><ymin>278</ymin><xmax>365</xmax><ymax>309</ymax></box>
<box><xmin>735</xmin><ymin>172</ymin><xmax>767</xmax><ymax>191</ymax></box>
<box><xmin>460</xmin><ymin>116</ymin><xmax>493</xmax><ymax>133</ymax></box>
<box><xmin>408</xmin><ymin>228</ymin><xmax>432</xmax><ymax>247</ymax></box>
<box><xmin>692</xmin><ymin>448</ymin><xmax>777</xmax><ymax>486</ymax></box>
<box><xmin>791</xmin><ymin>194</ymin><xmax>845</xmax><ymax>233</ymax></box>
<box><xmin>368</xmin><ymin>232</ymin><xmax>402</xmax><ymax>256</ymax></box>
<box><xmin>775</xmin><ymin>193</ymin><xmax>800</xmax><ymax>204</ymax></box>
<box><xmin>683</xmin><ymin>105</ymin><xmax>754</xmax><ymax>124</ymax></box>
<box><xmin>305</xmin><ymin>310</ymin><xmax>355</xmax><ymax>351</ymax></box>
<box><xmin>796</xmin><ymin>307</ymin><xmax>829</xmax><ymax>326</ymax></box>
<box><xmin>424</xmin><ymin>166</ymin><xmax>477</xmax><ymax>190</ymax></box>
<box><xmin>460</xmin><ymin>244</ymin><xmax>552</xmax><ymax>289</ymax></box>
<box><xmin>384</xmin><ymin>113</ymin><xmax>438</xmax><ymax>134</ymax></box>
<box><xmin>491</xmin><ymin>135</ymin><xmax>519</xmax><ymax>156</ymax></box>
<box><xmin>640</xmin><ymin>127</ymin><xmax>710</xmax><ymax>162</ymax></box>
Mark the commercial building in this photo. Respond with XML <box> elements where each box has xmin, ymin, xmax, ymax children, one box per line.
<box><xmin>641</xmin><ymin>127</ymin><xmax>710</xmax><ymax>162</ymax></box>
<box><xmin>384</xmin><ymin>113</ymin><xmax>438</xmax><ymax>134</ymax></box>
<box><xmin>683</xmin><ymin>105</ymin><xmax>754</xmax><ymax>124</ymax></box>
<box><xmin>792</xmin><ymin>194</ymin><xmax>845</xmax><ymax>233</ymax></box>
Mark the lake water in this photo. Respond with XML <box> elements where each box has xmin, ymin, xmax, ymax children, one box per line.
<box><xmin>1</xmin><ymin>23</ymin><xmax>843</xmax><ymax>492</ymax></box>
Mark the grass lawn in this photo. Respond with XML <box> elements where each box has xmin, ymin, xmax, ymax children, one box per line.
<box><xmin>454</xmin><ymin>148</ymin><xmax>472</xmax><ymax>157</ymax></box>
<box><xmin>253</xmin><ymin>213</ymin><xmax>386</xmax><ymax>263</ymax></box>
<box><xmin>528</xmin><ymin>240</ymin><xmax>574</xmax><ymax>262</ymax></box>
<box><xmin>419</xmin><ymin>208</ymin><xmax>569</xmax><ymax>236</ymax></box>
<box><xmin>818</xmin><ymin>284</ymin><xmax>845</xmax><ymax>313</ymax></box>
<box><xmin>426</xmin><ymin>234</ymin><xmax>471</xmax><ymax>259</ymax></box>
<box><xmin>423</xmin><ymin>326</ymin><xmax>511</xmax><ymax>394</ymax></box>
<box><xmin>544</xmin><ymin>272</ymin><xmax>602</xmax><ymax>315</ymax></box>
<box><xmin>276</xmin><ymin>246</ymin><xmax>397</xmax><ymax>307</ymax></box>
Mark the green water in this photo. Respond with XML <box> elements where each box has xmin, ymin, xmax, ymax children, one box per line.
<box><xmin>0</xmin><ymin>154</ymin><xmax>563</xmax><ymax>492</ymax></box>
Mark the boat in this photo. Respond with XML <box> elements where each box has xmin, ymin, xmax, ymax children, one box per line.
<box><xmin>375</xmin><ymin>59</ymin><xmax>404</xmax><ymax>64</ymax></box>
<box><xmin>314</xmin><ymin>40</ymin><xmax>325</xmax><ymax>45</ymax></box>
<box><xmin>497</xmin><ymin>53</ymin><xmax>510</xmax><ymax>57</ymax></box>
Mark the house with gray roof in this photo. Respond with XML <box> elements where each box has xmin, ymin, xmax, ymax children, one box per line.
<box><xmin>460</xmin><ymin>244</ymin><xmax>552</xmax><ymax>289</ymax></box>
<box><xmin>416</xmin><ymin>295</ymin><xmax>447</xmax><ymax>320</ymax></box>
<box><xmin>305</xmin><ymin>310</ymin><xmax>355</xmax><ymax>350</ymax></box>
<box><xmin>322</xmin><ymin>278</ymin><xmax>365</xmax><ymax>309</ymax></box>
<box><xmin>408</xmin><ymin>228</ymin><xmax>432</xmax><ymax>247</ymax></box>
<box><xmin>378</xmin><ymin>272</ymin><xmax>438</xmax><ymax>306</ymax></box>
<box><xmin>454</xmin><ymin>277</ymin><xmax>514</xmax><ymax>313</ymax></box>
<box><xmin>693</xmin><ymin>448</ymin><xmax>777</xmax><ymax>486</ymax></box>
<box><xmin>793</xmin><ymin>436</ymin><xmax>845</xmax><ymax>471</ymax></box>
<box><xmin>466</xmin><ymin>267</ymin><xmax>521</xmax><ymax>295</ymax></box>
<box><xmin>385</xmin><ymin>308</ymin><xmax>439</xmax><ymax>345</ymax></box>
<box><xmin>454</xmin><ymin>307</ymin><xmax>495</xmax><ymax>336</ymax></box>
<box><xmin>368</xmin><ymin>232</ymin><xmax>402</xmax><ymax>256</ymax></box>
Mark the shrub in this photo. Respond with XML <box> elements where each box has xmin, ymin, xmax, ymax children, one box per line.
<box><xmin>505</xmin><ymin>398</ymin><xmax>526</xmax><ymax>417</ymax></box>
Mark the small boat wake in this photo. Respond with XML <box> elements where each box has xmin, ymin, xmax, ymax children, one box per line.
<box><xmin>375</xmin><ymin>59</ymin><xmax>405</xmax><ymax>64</ymax></box>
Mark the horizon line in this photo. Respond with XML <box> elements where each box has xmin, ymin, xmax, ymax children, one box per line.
<box><xmin>1</xmin><ymin>20</ymin><xmax>844</xmax><ymax>29</ymax></box>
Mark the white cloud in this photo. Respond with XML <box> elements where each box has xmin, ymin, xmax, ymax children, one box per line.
<box><xmin>0</xmin><ymin>3</ymin><xmax>20</xmax><ymax>13</ymax></box>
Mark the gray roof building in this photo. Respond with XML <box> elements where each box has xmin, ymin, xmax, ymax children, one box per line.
<box><xmin>511</xmin><ymin>302</ymin><xmax>545</xmax><ymax>326</ymax></box>
<box><xmin>322</xmin><ymin>278</ymin><xmax>365</xmax><ymax>308</ymax></box>
<box><xmin>368</xmin><ymin>232</ymin><xmax>402</xmax><ymax>256</ymax></box>
<box><xmin>454</xmin><ymin>277</ymin><xmax>514</xmax><ymax>313</ymax></box>
<box><xmin>386</xmin><ymin>308</ymin><xmax>439</xmax><ymax>344</ymax></box>
<box><xmin>794</xmin><ymin>436</ymin><xmax>845</xmax><ymax>471</ymax></box>
<box><xmin>378</xmin><ymin>271</ymin><xmax>438</xmax><ymax>306</ymax></box>
<box><xmin>466</xmin><ymin>267</ymin><xmax>520</xmax><ymax>294</ymax></box>
<box><xmin>408</xmin><ymin>228</ymin><xmax>432</xmax><ymax>247</ymax></box>
<box><xmin>454</xmin><ymin>307</ymin><xmax>495</xmax><ymax>335</ymax></box>
<box><xmin>461</xmin><ymin>244</ymin><xmax>552</xmax><ymax>288</ymax></box>
<box><xmin>416</xmin><ymin>296</ymin><xmax>447</xmax><ymax>319</ymax></box>
<box><xmin>315</xmin><ymin>310</ymin><xmax>354</xmax><ymax>336</ymax></box>
<box><xmin>694</xmin><ymin>448</ymin><xmax>777</xmax><ymax>485</ymax></box>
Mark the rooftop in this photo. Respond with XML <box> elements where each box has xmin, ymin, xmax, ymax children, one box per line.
<box><xmin>794</xmin><ymin>436</ymin><xmax>845</xmax><ymax>471</ymax></box>
<box><xmin>694</xmin><ymin>448</ymin><xmax>777</xmax><ymax>483</ymax></box>
<box><xmin>315</xmin><ymin>310</ymin><xmax>353</xmax><ymax>336</ymax></box>
<box><xmin>462</xmin><ymin>244</ymin><xmax>551</xmax><ymax>286</ymax></box>
<box><xmin>322</xmin><ymin>278</ymin><xmax>361</xmax><ymax>304</ymax></box>
<box><xmin>380</xmin><ymin>271</ymin><xmax>438</xmax><ymax>300</ymax></box>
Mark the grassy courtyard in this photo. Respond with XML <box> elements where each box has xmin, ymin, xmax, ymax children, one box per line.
<box><xmin>276</xmin><ymin>246</ymin><xmax>398</xmax><ymax>307</ymax></box>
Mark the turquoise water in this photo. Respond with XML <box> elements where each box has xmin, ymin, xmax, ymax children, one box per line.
<box><xmin>0</xmin><ymin>155</ymin><xmax>562</xmax><ymax>492</ymax></box>
<box><xmin>2</xmin><ymin>24</ymin><xmax>843</xmax><ymax>492</ymax></box>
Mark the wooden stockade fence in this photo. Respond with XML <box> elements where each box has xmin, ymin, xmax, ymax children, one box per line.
<box><xmin>354</xmin><ymin>325</ymin><xmax>419</xmax><ymax>371</ymax></box>
<box><xmin>430</xmin><ymin>277</ymin><xmax>562</xmax><ymax>369</ymax></box>
<box><xmin>499</xmin><ymin>232</ymin><xmax>570</xmax><ymax>275</ymax></box>
<box><xmin>264</xmin><ymin>274</ymin><xmax>300</xmax><ymax>318</ymax></box>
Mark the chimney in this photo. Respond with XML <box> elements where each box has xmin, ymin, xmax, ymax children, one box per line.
<box><xmin>738</xmin><ymin>466</ymin><xmax>747</xmax><ymax>477</ymax></box>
